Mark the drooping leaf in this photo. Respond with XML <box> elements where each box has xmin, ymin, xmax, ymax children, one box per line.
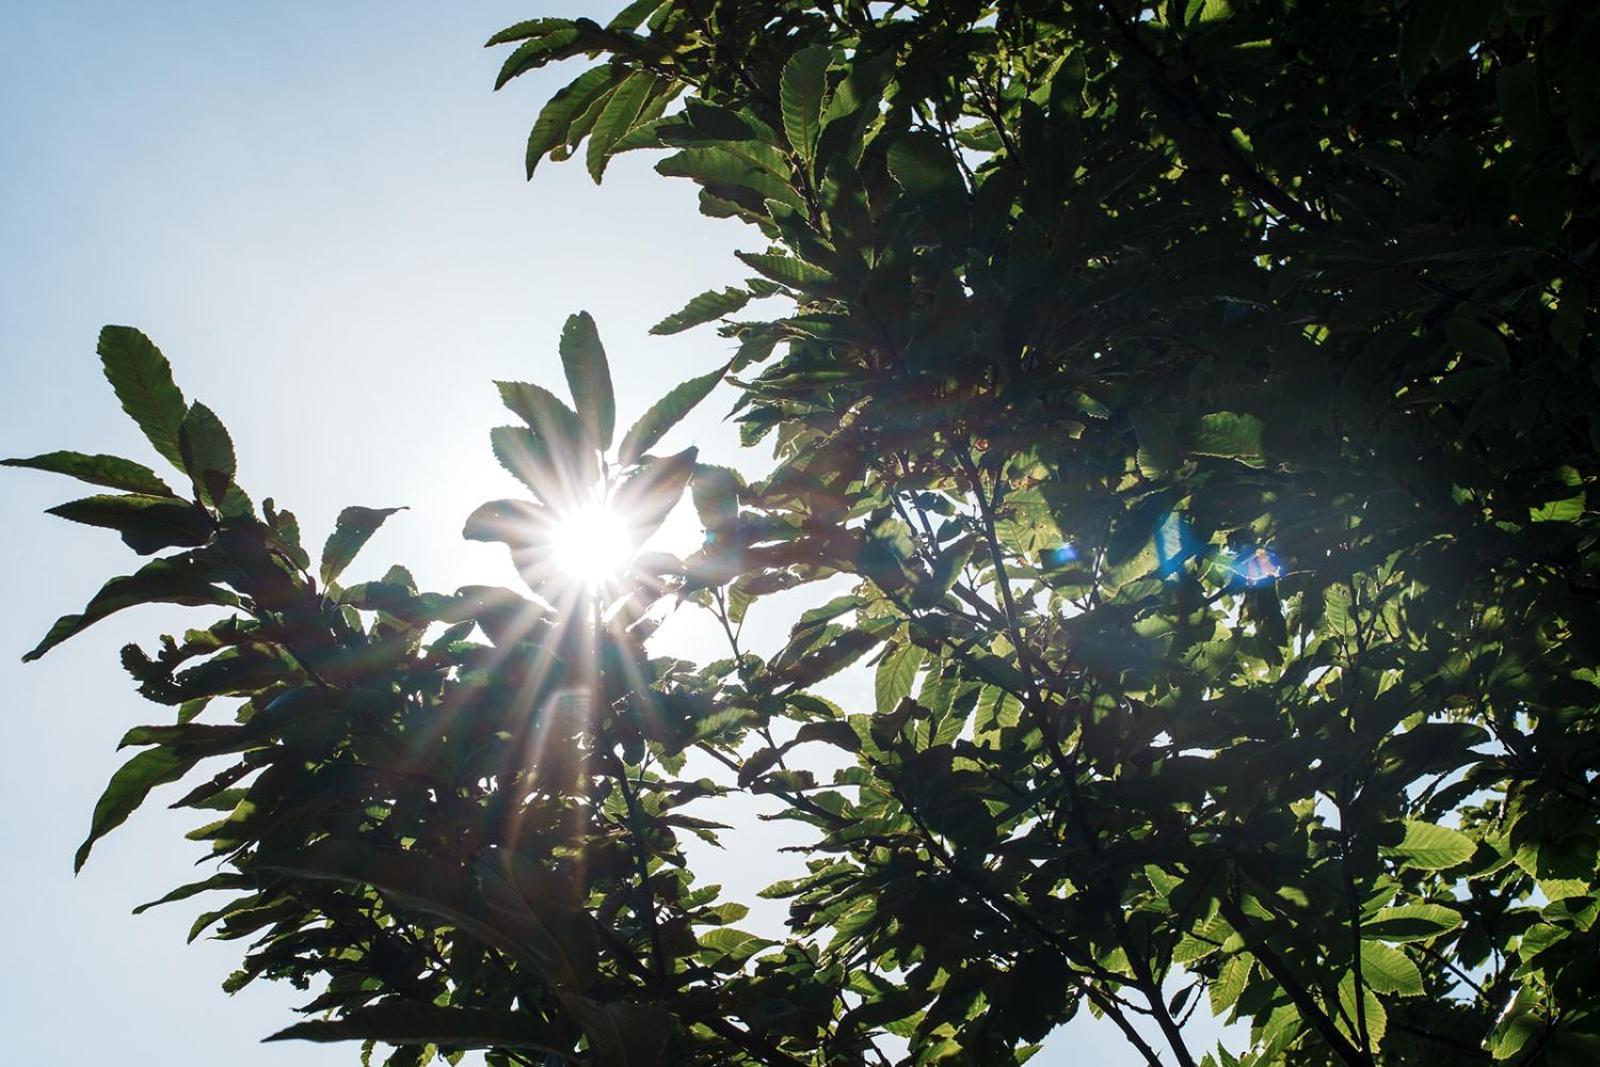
<box><xmin>75</xmin><ymin>747</ymin><xmax>189</xmax><ymax>871</ymax></box>
<box><xmin>493</xmin><ymin>23</ymin><xmax>586</xmax><ymax>90</ymax></box>
<box><xmin>558</xmin><ymin>311</ymin><xmax>616</xmax><ymax>449</ymax></box>
<box><xmin>23</xmin><ymin>553</ymin><xmax>239</xmax><ymax>662</ymax></box>
<box><xmin>320</xmin><ymin>506</ymin><xmax>405</xmax><ymax>587</ymax></box>
<box><xmin>131</xmin><ymin>872</ymin><xmax>249</xmax><ymax>915</ymax></box>
<box><xmin>586</xmin><ymin>71</ymin><xmax>656</xmax><ymax>182</ymax></box>
<box><xmin>617</xmin><ymin>366</ymin><xmax>724</xmax><ymax>466</ymax></box>
<box><xmin>522</xmin><ymin>66</ymin><xmax>622</xmax><ymax>178</ymax></box>
<box><xmin>98</xmin><ymin>325</ymin><xmax>188</xmax><ymax>470</ymax></box>
<box><xmin>485</xmin><ymin>16</ymin><xmax>575</xmax><ymax>48</ymax></box>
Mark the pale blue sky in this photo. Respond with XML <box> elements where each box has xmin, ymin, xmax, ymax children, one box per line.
<box><xmin>0</xmin><ymin>5</ymin><xmax>1222</xmax><ymax>1063</ymax></box>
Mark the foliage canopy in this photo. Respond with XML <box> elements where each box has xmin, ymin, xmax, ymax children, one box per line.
<box><xmin>14</xmin><ymin>0</ymin><xmax>1600</xmax><ymax>1064</ymax></box>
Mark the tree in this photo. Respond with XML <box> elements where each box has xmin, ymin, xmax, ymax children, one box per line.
<box><xmin>11</xmin><ymin>0</ymin><xmax>1600</xmax><ymax>1064</ymax></box>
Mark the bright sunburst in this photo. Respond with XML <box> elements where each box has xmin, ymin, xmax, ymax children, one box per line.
<box><xmin>547</xmin><ymin>499</ymin><xmax>634</xmax><ymax>590</ymax></box>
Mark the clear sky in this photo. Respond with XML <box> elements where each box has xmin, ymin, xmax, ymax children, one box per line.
<box><xmin>0</xmin><ymin>4</ymin><xmax>1225</xmax><ymax>1063</ymax></box>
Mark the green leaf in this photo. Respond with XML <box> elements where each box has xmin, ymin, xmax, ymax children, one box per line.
<box><xmin>1444</xmin><ymin>315</ymin><xmax>1510</xmax><ymax>367</ymax></box>
<box><xmin>131</xmin><ymin>872</ymin><xmax>248</xmax><ymax>915</ymax></box>
<box><xmin>1531</xmin><ymin>492</ymin><xmax>1585</xmax><ymax>523</ymax></box>
<box><xmin>1132</xmin><ymin>409</ymin><xmax>1181</xmax><ymax>478</ymax></box>
<box><xmin>493</xmin><ymin>24</ymin><xmax>585</xmax><ymax>90</ymax></box>
<box><xmin>262</xmin><ymin>842</ymin><xmax>594</xmax><ymax>989</ymax></box>
<box><xmin>523</xmin><ymin>66</ymin><xmax>621</xmax><ymax>178</ymax></box>
<box><xmin>1362</xmin><ymin>904</ymin><xmax>1462</xmax><ymax>942</ymax></box>
<box><xmin>1186</xmin><ymin>0</ymin><xmax>1234</xmax><ymax>23</ymax></box>
<box><xmin>615</xmin><ymin>447</ymin><xmax>698</xmax><ymax>544</ymax></box>
<box><xmin>1488</xmin><ymin>986</ymin><xmax>1542</xmax><ymax>1060</ymax></box>
<box><xmin>1209</xmin><ymin>953</ymin><xmax>1252</xmax><ymax>1016</ymax></box>
<box><xmin>656</xmin><ymin>147</ymin><xmax>805</xmax><ymax>212</ymax></box>
<box><xmin>3</xmin><ymin>451</ymin><xmax>175</xmax><ymax>496</ymax></box>
<box><xmin>496</xmin><ymin>380</ymin><xmax>586</xmax><ymax>448</ymax></box>
<box><xmin>24</xmin><ymin>553</ymin><xmax>238</xmax><ymax>662</ymax></box>
<box><xmin>650</xmin><ymin>287</ymin><xmax>751</xmax><ymax>336</ymax></box>
<box><xmin>586</xmin><ymin>71</ymin><xmax>656</xmax><ymax>182</ymax></box>
<box><xmin>558</xmin><ymin>312</ymin><xmax>616</xmax><ymax>450</ymax></box>
<box><xmin>46</xmin><ymin>494</ymin><xmax>213</xmax><ymax>555</ymax></box>
<box><xmin>1189</xmin><ymin>412</ymin><xmax>1266</xmax><ymax>467</ymax></box>
<box><xmin>875</xmin><ymin>641</ymin><xmax>924</xmax><ymax>715</ymax></box>
<box><xmin>177</xmin><ymin>401</ymin><xmax>237</xmax><ymax>508</ymax></box>
<box><xmin>886</xmin><ymin>132</ymin><xmax>967</xmax><ymax>207</ymax></box>
<box><xmin>617</xmin><ymin>366</ymin><xmax>725</xmax><ymax>466</ymax></box>
<box><xmin>462</xmin><ymin>499</ymin><xmax>549</xmax><ymax>547</ymax></box>
<box><xmin>561</xmin><ymin>995</ymin><xmax>673</xmax><ymax>1067</ymax></box>
<box><xmin>98</xmin><ymin>325</ymin><xmax>188</xmax><ymax>470</ymax></box>
<box><xmin>698</xmin><ymin>927</ymin><xmax>777</xmax><ymax>968</ymax></box>
<box><xmin>1386</xmin><ymin>820</ymin><xmax>1475</xmax><ymax>870</ymax></box>
<box><xmin>485</xmin><ymin>16</ymin><xmax>574</xmax><ymax>48</ymax></box>
<box><xmin>266</xmin><ymin>1003</ymin><xmax>569</xmax><ymax>1054</ymax></box>
<box><xmin>1337</xmin><ymin>973</ymin><xmax>1388</xmax><ymax>1048</ymax></box>
<box><xmin>690</xmin><ymin>464</ymin><xmax>741</xmax><ymax>530</ymax></box>
<box><xmin>928</xmin><ymin>536</ymin><xmax>974</xmax><ymax>598</ymax></box>
<box><xmin>1358</xmin><ymin>942</ymin><xmax>1423</xmax><ymax>996</ymax></box>
<box><xmin>76</xmin><ymin>747</ymin><xmax>189</xmax><ymax>871</ymax></box>
<box><xmin>780</xmin><ymin>45</ymin><xmax>831</xmax><ymax>166</ymax></box>
<box><xmin>491</xmin><ymin>425</ymin><xmax>592</xmax><ymax>507</ymax></box>
<box><xmin>606</xmin><ymin>0</ymin><xmax>665</xmax><ymax>32</ymax></box>
<box><xmin>735</xmin><ymin>252</ymin><xmax>834</xmax><ymax>293</ymax></box>
<box><xmin>321</xmin><ymin>506</ymin><xmax>405</xmax><ymax>587</ymax></box>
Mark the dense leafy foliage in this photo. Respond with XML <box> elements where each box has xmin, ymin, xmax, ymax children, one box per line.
<box><xmin>15</xmin><ymin>0</ymin><xmax>1600</xmax><ymax>1064</ymax></box>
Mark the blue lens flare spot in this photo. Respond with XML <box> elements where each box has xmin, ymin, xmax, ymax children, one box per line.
<box><xmin>1040</xmin><ymin>543</ymin><xmax>1079</xmax><ymax>569</ymax></box>
<box><xmin>1234</xmin><ymin>546</ymin><xmax>1283</xmax><ymax>584</ymax></box>
<box><xmin>1154</xmin><ymin>512</ymin><xmax>1199</xmax><ymax>577</ymax></box>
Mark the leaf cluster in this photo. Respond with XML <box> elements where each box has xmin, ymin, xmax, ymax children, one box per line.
<box><xmin>16</xmin><ymin>0</ymin><xmax>1600</xmax><ymax>1065</ymax></box>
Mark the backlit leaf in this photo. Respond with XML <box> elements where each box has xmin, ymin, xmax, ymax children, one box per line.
<box><xmin>559</xmin><ymin>311</ymin><xmax>616</xmax><ymax>450</ymax></box>
<box><xmin>321</xmin><ymin>505</ymin><xmax>405</xmax><ymax>587</ymax></box>
<box><xmin>98</xmin><ymin>325</ymin><xmax>187</xmax><ymax>469</ymax></box>
<box><xmin>618</xmin><ymin>366</ymin><xmax>724</xmax><ymax>466</ymax></box>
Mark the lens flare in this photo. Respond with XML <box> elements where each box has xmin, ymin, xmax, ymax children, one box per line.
<box><xmin>547</xmin><ymin>500</ymin><xmax>633</xmax><ymax>589</ymax></box>
<box><xmin>1234</xmin><ymin>546</ymin><xmax>1283</xmax><ymax>584</ymax></box>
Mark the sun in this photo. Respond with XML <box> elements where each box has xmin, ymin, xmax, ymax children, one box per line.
<box><xmin>546</xmin><ymin>499</ymin><xmax>634</xmax><ymax>590</ymax></box>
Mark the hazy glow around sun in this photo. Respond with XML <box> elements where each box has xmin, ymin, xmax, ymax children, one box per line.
<box><xmin>548</xmin><ymin>500</ymin><xmax>634</xmax><ymax>589</ymax></box>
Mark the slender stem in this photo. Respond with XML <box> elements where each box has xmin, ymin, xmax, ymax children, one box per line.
<box><xmin>1338</xmin><ymin>790</ymin><xmax>1371</xmax><ymax>1055</ymax></box>
<box><xmin>887</xmin><ymin>781</ymin><xmax>1169</xmax><ymax>1067</ymax></box>
<box><xmin>593</xmin><ymin>592</ymin><xmax>667</xmax><ymax>990</ymax></box>
<box><xmin>1219</xmin><ymin>899</ymin><xmax>1375</xmax><ymax>1067</ymax></box>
